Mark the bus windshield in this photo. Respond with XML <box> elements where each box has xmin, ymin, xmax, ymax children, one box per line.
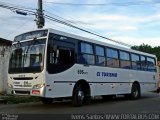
<box><xmin>8</xmin><ymin>39</ymin><xmax>46</xmax><ymax>73</ymax></box>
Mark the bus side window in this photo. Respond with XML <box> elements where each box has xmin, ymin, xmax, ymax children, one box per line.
<box><xmin>50</xmin><ymin>45</ymin><xmax>74</xmax><ymax>65</ymax></box>
<box><xmin>147</xmin><ymin>57</ymin><xmax>156</xmax><ymax>72</ymax></box>
<box><xmin>47</xmin><ymin>33</ymin><xmax>75</xmax><ymax>74</ymax></box>
<box><xmin>78</xmin><ymin>42</ymin><xmax>95</xmax><ymax>65</ymax></box>
<box><xmin>140</xmin><ymin>56</ymin><xmax>147</xmax><ymax>71</ymax></box>
<box><xmin>58</xmin><ymin>48</ymin><xmax>74</xmax><ymax>65</ymax></box>
<box><xmin>120</xmin><ymin>51</ymin><xmax>131</xmax><ymax>69</ymax></box>
<box><xmin>106</xmin><ymin>48</ymin><xmax>119</xmax><ymax>68</ymax></box>
<box><xmin>95</xmin><ymin>46</ymin><xmax>105</xmax><ymax>66</ymax></box>
<box><xmin>49</xmin><ymin>45</ymin><xmax>58</xmax><ymax>64</ymax></box>
<box><xmin>131</xmin><ymin>54</ymin><xmax>141</xmax><ymax>70</ymax></box>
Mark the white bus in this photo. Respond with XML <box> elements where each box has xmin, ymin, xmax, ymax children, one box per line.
<box><xmin>8</xmin><ymin>28</ymin><xmax>158</xmax><ymax>106</ymax></box>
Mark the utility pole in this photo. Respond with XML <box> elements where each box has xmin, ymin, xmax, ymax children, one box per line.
<box><xmin>37</xmin><ymin>0</ymin><xmax>45</xmax><ymax>29</ymax></box>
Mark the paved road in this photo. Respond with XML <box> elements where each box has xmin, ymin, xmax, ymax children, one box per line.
<box><xmin>0</xmin><ymin>93</ymin><xmax>160</xmax><ymax>114</ymax></box>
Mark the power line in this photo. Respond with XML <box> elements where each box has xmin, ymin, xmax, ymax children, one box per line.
<box><xmin>0</xmin><ymin>1</ymin><xmax>36</xmax><ymax>10</ymax></box>
<box><xmin>5</xmin><ymin>18</ymin><xmax>33</xmax><ymax>39</ymax></box>
<box><xmin>0</xmin><ymin>1</ymin><xmax>132</xmax><ymax>47</ymax></box>
<box><xmin>44</xmin><ymin>5</ymin><xmax>108</xmax><ymax>44</ymax></box>
<box><xmin>44</xmin><ymin>7</ymin><xmax>115</xmax><ymax>45</ymax></box>
<box><xmin>44</xmin><ymin>2</ymin><xmax>107</xmax><ymax>6</ymax></box>
<box><xmin>44</xmin><ymin>4</ymin><xmax>92</xmax><ymax>25</ymax></box>
<box><xmin>0</xmin><ymin>3</ymin><xmax>36</xmax><ymax>15</ymax></box>
<box><xmin>43</xmin><ymin>1</ymin><xmax>160</xmax><ymax>6</ymax></box>
<box><xmin>44</xmin><ymin>14</ymin><xmax>132</xmax><ymax>47</ymax></box>
<box><xmin>0</xmin><ymin>0</ymin><xmax>44</xmax><ymax>28</ymax></box>
<box><xmin>45</xmin><ymin>18</ymin><xmax>71</xmax><ymax>32</ymax></box>
<box><xmin>43</xmin><ymin>5</ymin><xmax>132</xmax><ymax>47</ymax></box>
<box><xmin>0</xmin><ymin>2</ymin><xmax>37</xmax><ymax>39</ymax></box>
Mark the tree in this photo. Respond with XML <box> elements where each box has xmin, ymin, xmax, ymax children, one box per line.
<box><xmin>131</xmin><ymin>44</ymin><xmax>160</xmax><ymax>60</ymax></box>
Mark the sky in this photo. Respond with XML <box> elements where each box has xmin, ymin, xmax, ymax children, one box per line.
<box><xmin>0</xmin><ymin>0</ymin><xmax>160</xmax><ymax>47</ymax></box>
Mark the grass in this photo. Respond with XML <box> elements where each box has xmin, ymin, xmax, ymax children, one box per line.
<box><xmin>0</xmin><ymin>95</ymin><xmax>40</xmax><ymax>104</ymax></box>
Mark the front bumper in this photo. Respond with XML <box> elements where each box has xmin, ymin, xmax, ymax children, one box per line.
<box><xmin>9</xmin><ymin>87</ymin><xmax>45</xmax><ymax>97</ymax></box>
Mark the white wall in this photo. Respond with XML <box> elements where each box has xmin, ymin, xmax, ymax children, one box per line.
<box><xmin>0</xmin><ymin>46</ymin><xmax>10</xmax><ymax>93</ymax></box>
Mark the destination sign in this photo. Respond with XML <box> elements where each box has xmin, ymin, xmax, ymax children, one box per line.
<box><xmin>14</xmin><ymin>30</ymin><xmax>48</xmax><ymax>42</ymax></box>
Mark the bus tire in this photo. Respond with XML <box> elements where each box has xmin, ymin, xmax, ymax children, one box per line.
<box><xmin>41</xmin><ymin>98</ymin><xmax>53</xmax><ymax>104</ymax></box>
<box><xmin>130</xmin><ymin>83</ymin><xmax>140</xmax><ymax>100</ymax></box>
<box><xmin>72</xmin><ymin>84</ymin><xmax>85</xmax><ymax>106</ymax></box>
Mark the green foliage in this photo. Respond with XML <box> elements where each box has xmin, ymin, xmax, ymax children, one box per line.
<box><xmin>131</xmin><ymin>44</ymin><xmax>160</xmax><ymax>60</ymax></box>
<box><xmin>0</xmin><ymin>95</ymin><xmax>40</xmax><ymax>104</ymax></box>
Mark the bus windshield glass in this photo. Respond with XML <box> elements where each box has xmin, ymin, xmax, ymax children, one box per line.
<box><xmin>8</xmin><ymin>39</ymin><xmax>46</xmax><ymax>73</ymax></box>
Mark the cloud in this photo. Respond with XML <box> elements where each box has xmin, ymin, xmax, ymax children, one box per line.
<box><xmin>111</xmin><ymin>36</ymin><xmax>160</xmax><ymax>47</ymax></box>
<box><xmin>0</xmin><ymin>0</ymin><xmax>160</xmax><ymax>47</ymax></box>
<box><xmin>65</xmin><ymin>13</ymin><xmax>140</xmax><ymax>32</ymax></box>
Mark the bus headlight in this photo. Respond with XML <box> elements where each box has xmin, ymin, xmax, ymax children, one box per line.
<box><xmin>33</xmin><ymin>84</ymin><xmax>44</xmax><ymax>89</ymax></box>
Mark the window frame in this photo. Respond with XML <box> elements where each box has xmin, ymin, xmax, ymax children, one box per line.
<box><xmin>47</xmin><ymin>33</ymin><xmax>76</xmax><ymax>74</ymax></box>
<box><xmin>106</xmin><ymin>47</ymin><xmax>120</xmax><ymax>68</ymax></box>
<box><xmin>131</xmin><ymin>53</ymin><xmax>141</xmax><ymax>70</ymax></box>
<box><xmin>119</xmin><ymin>50</ymin><xmax>131</xmax><ymax>69</ymax></box>
<box><xmin>146</xmin><ymin>57</ymin><xmax>156</xmax><ymax>72</ymax></box>
<box><xmin>140</xmin><ymin>55</ymin><xmax>147</xmax><ymax>71</ymax></box>
<box><xmin>95</xmin><ymin>45</ymin><xmax>105</xmax><ymax>66</ymax></box>
<box><xmin>78</xmin><ymin>41</ymin><xmax>95</xmax><ymax>65</ymax></box>
<box><xmin>80</xmin><ymin>42</ymin><xmax>94</xmax><ymax>55</ymax></box>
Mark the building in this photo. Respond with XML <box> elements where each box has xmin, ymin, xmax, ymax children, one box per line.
<box><xmin>0</xmin><ymin>38</ymin><xmax>12</xmax><ymax>93</ymax></box>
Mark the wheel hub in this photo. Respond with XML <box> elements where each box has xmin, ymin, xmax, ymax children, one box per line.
<box><xmin>78</xmin><ymin>90</ymin><xmax>84</xmax><ymax>101</ymax></box>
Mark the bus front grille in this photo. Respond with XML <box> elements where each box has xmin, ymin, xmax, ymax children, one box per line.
<box><xmin>14</xmin><ymin>90</ymin><xmax>30</xmax><ymax>95</ymax></box>
<box><xmin>13</xmin><ymin>77</ymin><xmax>33</xmax><ymax>80</ymax></box>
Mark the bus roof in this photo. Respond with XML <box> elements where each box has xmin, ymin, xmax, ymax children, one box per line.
<box><xmin>48</xmin><ymin>28</ymin><xmax>156</xmax><ymax>58</ymax></box>
<box><xmin>15</xmin><ymin>28</ymin><xmax>156</xmax><ymax>58</ymax></box>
